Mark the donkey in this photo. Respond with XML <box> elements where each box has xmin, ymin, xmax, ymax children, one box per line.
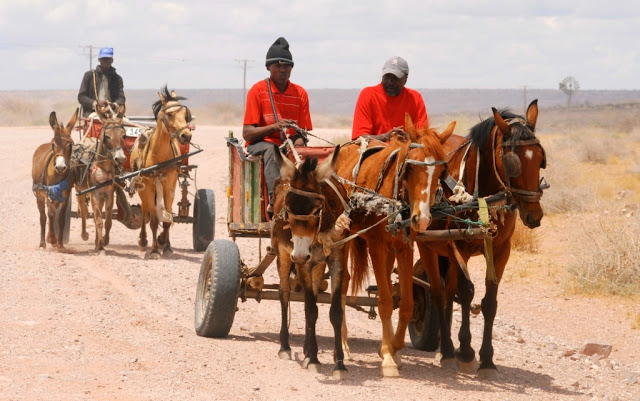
<box><xmin>271</xmin><ymin>145</ymin><xmax>352</xmax><ymax>379</ymax></box>
<box><xmin>32</xmin><ymin>109</ymin><xmax>78</xmax><ymax>249</ymax></box>
<box><xmin>73</xmin><ymin>104</ymin><xmax>127</xmax><ymax>253</ymax></box>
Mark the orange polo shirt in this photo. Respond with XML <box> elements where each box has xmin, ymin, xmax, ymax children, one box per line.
<box><xmin>243</xmin><ymin>79</ymin><xmax>313</xmax><ymax>146</ymax></box>
<box><xmin>351</xmin><ymin>83</ymin><xmax>428</xmax><ymax>140</ymax></box>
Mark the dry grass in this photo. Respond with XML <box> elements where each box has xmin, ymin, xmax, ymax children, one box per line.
<box><xmin>510</xmin><ymin>218</ymin><xmax>540</xmax><ymax>253</ymax></box>
<box><xmin>565</xmin><ymin>211</ymin><xmax>640</xmax><ymax>296</ymax></box>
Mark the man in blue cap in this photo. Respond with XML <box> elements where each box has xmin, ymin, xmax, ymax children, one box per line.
<box><xmin>78</xmin><ymin>47</ymin><xmax>126</xmax><ymax>117</ymax></box>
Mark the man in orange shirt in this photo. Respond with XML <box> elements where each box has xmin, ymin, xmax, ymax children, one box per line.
<box><xmin>243</xmin><ymin>37</ymin><xmax>313</xmax><ymax>213</ymax></box>
<box><xmin>351</xmin><ymin>56</ymin><xmax>427</xmax><ymax>140</ymax></box>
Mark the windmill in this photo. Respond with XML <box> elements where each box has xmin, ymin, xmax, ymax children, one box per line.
<box><xmin>559</xmin><ymin>76</ymin><xmax>580</xmax><ymax>110</ymax></box>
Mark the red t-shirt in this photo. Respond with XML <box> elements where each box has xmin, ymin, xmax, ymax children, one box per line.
<box><xmin>243</xmin><ymin>79</ymin><xmax>313</xmax><ymax>146</ymax></box>
<box><xmin>351</xmin><ymin>83</ymin><xmax>428</xmax><ymax>140</ymax></box>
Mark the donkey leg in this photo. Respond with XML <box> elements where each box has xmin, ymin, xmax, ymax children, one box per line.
<box><xmin>148</xmin><ymin>211</ymin><xmax>161</xmax><ymax>259</ymax></box>
<box><xmin>36</xmin><ymin>195</ymin><xmax>47</xmax><ymax>248</ymax></box>
<box><xmin>160</xmin><ymin>222</ymin><xmax>173</xmax><ymax>256</ymax></box>
<box><xmin>299</xmin><ymin>264</ymin><xmax>321</xmax><ymax>372</ymax></box>
<box><xmin>391</xmin><ymin>245</ymin><xmax>414</xmax><ymax>357</ymax></box>
<box><xmin>417</xmin><ymin>246</ymin><xmax>456</xmax><ymax>369</ymax></box>
<box><xmin>77</xmin><ymin>193</ymin><xmax>89</xmax><ymax>241</ymax></box>
<box><xmin>91</xmin><ymin>193</ymin><xmax>105</xmax><ymax>252</ymax></box>
<box><xmin>46</xmin><ymin>200</ymin><xmax>57</xmax><ymax>245</ymax></box>
<box><xmin>477</xmin><ymin>247</ymin><xmax>509</xmax><ymax>380</ymax></box>
<box><xmin>103</xmin><ymin>190</ymin><xmax>115</xmax><ymax>247</ymax></box>
<box><xmin>340</xmin><ymin>265</ymin><xmax>352</xmax><ymax>361</ymax></box>
<box><xmin>369</xmin><ymin>246</ymin><xmax>399</xmax><ymax>377</ymax></box>
<box><xmin>456</xmin><ymin>266</ymin><xmax>478</xmax><ymax>373</ymax></box>
<box><xmin>276</xmin><ymin>248</ymin><xmax>293</xmax><ymax>360</ymax></box>
<box><xmin>328</xmin><ymin>252</ymin><xmax>348</xmax><ymax>379</ymax></box>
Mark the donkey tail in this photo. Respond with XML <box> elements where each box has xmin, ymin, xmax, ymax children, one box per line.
<box><xmin>154</xmin><ymin>177</ymin><xmax>173</xmax><ymax>224</ymax></box>
<box><xmin>349</xmin><ymin>236</ymin><xmax>369</xmax><ymax>297</ymax></box>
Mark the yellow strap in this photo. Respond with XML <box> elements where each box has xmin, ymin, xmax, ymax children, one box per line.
<box><xmin>478</xmin><ymin>198</ymin><xmax>497</xmax><ymax>283</ymax></box>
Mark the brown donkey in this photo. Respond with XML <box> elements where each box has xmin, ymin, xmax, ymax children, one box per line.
<box><xmin>32</xmin><ymin>109</ymin><xmax>78</xmax><ymax>249</ymax></box>
<box><xmin>73</xmin><ymin>104</ymin><xmax>127</xmax><ymax>253</ymax></box>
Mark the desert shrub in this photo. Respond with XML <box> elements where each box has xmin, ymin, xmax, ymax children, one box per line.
<box><xmin>565</xmin><ymin>213</ymin><xmax>640</xmax><ymax>296</ymax></box>
<box><xmin>539</xmin><ymin>139</ymin><xmax>597</xmax><ymax>214</ymax></box>
<box><xmin>510</xmin><ymin>218</ymin><xmax>540</xmax><ymax>253</ymax></box>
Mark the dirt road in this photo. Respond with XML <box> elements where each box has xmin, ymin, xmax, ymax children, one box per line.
<box><xmin>1</xmin><ymin>125</ymin><xmax>638</xmax><ymax>401</ymax></box>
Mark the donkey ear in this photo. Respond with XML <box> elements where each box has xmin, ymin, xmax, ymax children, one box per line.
<box><xmin>158</xmin><ymin>91</ymin><xmax>167</xmax><ymax>104</ymax></box>
<box><xmin>273</xmin><ymin>145</ymin><xmax>296</xmax><ymax>181</ymax></box>
<box><xmin>170</xmin><ymin>90</ymin><xmax>177</xmax><ymax>98</ymax></box>
<box><xmin>316</xmin><ymin>145</ymin><xmax>340</xmax><ymax>182</ymax></box>
<box><xmin>404</xmin><ymin>113</ymin><xmax>420</xmax><ymax>142</ymax></box>
<box><xmin>117</xmin><ymin>103</ymin><xmax>126</xmax><ymax>118</ymax></box>
<box><xmin>526</xmin><ymin>99</ymin><xmax>538</xmax><ymax>130</ymax></box>
<box><xmin>49</xmin><ymin>111</ymin><xmax>59</xmax><ymax>130</ymax></box>
<box><xmin>492</xmin><ymin>107</ymin><xmax>511</xmax><ymax>137</ymax></box>
<box><xmin>65</xmin><ymin>108</ymin><xmax>79</xmax><ymax>132</ymax></box>
<box><xmin>439</xmin><ymin>121</ymin><xmax>456</xmax><ymax>144</ymax></box>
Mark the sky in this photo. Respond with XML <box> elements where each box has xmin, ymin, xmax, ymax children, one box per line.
<box><xmin>1</xmin><ymin>0</ymin><xmax>638</xmax><ymax>91</ymax></box>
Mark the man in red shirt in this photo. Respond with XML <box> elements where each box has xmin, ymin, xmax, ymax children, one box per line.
<box><xmin>243</xmin><ymin>37</ymin><xmax>313</xmax><ymax>213</ymax></box>
<box><xmin>351</xmin><ymin>56</ymin><xmax>428</xmax><ymax>140</ymax></box>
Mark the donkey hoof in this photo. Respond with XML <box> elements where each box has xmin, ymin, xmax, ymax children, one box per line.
<box><xmin>163</xmin><ymin>248</ymin><xmax>173</xmax><ymax>257</ymax></box>
<box><xmin>381</xmin><ymin>365</ymin><xmax>400</xmax><ymax>377</ymax></box>
<box><xmin>97</xmin><ymin>249</ymin><xmax>106</xmax><ymax>257</ymax></box>
<box><xmin>332</xmin><ymin>368</ymin><xmax>348</xmax><ymax>380</ymax></box>
<box><xmin>441</xmin><ymin>358</ymin><xmax>458</xmax><ymax>371</ymax></box>
<box><xmin>457</xmin><ymin>358</ymin><xmax>479</xmax><ymax>374</ymax></box>
<box><xmin>477</xmin><ymin>367</ymin><xmax>499</xmax><ymax>380</ymax></box>
<box><xmin>149</xmin><ymin>251</ymin><xmax>161</xmax><ymax>260</ymax></box>
<box><xmin>278</xmin><ymin>350</ymin><xmax>292</xmax><ymax>360</ymax></box>
<box><xmin>81</xmin><ymin>232</ymin><xmax>89</xmax><ymax>241</ymax></box>
<box><xmin>302</xmin><ymin>359</ymin><xmax>321</xmax><ymax>373</ymax></box>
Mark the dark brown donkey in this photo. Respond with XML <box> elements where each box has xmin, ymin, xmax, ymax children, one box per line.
<box><xmin>31</xmin><ymin>109</ymin><xmax>78</xmax><ymax>249</ymax></box>
<box><xmin>271</xmin><ymin>145</ymin><xmax>352</xmax><ymax>379</ymax></box>
<box><xmin>417</xmin><ymin>100</ymin><xmax>547</xmax><ymax>379</ymax></box>
<box><xmin>73</xmin><ymin>104</ymin><xmax>127</xmax><ymax>253</ymax></box>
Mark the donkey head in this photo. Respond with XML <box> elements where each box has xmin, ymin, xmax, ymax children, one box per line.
<box><xmin>274</xmin><ymin>145</ymin><xmax>340</xmax><ymax>265</ymax></box>
<box><xmin>493</xmin><ymin>100</ymin><xmax>546</xmax><ymax>228</ymax></box>
<box><xmin>48</xmin><ymin>109</ymin><xmax>78</xmax><ymax>174</ymax></box>
<box><xmin>157</xmin><ymin>87</ymin><xmax>192</xmax><ymax>145</ymax></box>
<box><xmin>403</xmin><ymin>114</ymin><xmax>454</xmax><ymax>231</ymax></box>
<box><xmin>97</xmin><ymin>103</ymin><xmax>127</xmax><ymax>166</ymax></box>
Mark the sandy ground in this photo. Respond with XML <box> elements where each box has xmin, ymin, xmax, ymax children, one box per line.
<box><xmin>1</xmin><ymin>124</ymin><xmax>639</xmax><ymax>401</ymax></box>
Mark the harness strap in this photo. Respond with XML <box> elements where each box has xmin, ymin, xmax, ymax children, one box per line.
<box><xmin>265</xmin><ymin>78</ymin><xmax>286</xmax><ymax>144</ymax></box>
<box><xmin>323</xmin><ymin>178</ymin><xmax>351</xmax><ymax>214</ymax></box>
<box><xmin>478</xmin><ymin>197</ymin><xmax>497</xmax><ymax>284</ymax></box>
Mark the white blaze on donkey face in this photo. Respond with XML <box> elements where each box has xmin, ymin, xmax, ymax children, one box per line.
<box><xmin>290</xmin><ymin>234</ymin><xmax>313</xmax><ymax>264</ymax></box>
<box><xmin>414</xmin><ymin>156</ymin><xmax>437</xmax><ymax>232</ymax></box>
<box><xmin>54</xmin><ymin>155</ymin><xmax>67</xmax><ymax>173</ymax></box>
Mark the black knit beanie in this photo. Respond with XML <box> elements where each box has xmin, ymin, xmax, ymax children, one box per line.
<box><xmin>265</xmin><ymin>37</ymin><xmax>294</xmax><ymax>67</ymax></box>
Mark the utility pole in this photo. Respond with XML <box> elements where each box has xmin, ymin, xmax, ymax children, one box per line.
<box><xmin>79</xmin><ymin>44</ymin><xmax>97</xmax><ymax>69</ymax></box>
<box><xmin>235</xmin><ymin>59</ymin><xmax>254</xmax><ymax>113</ymax></box>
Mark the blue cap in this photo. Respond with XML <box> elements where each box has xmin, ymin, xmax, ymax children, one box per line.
<box><xmin>98</xmin><ymin>47</ymin><xmax>113</xmax><ymax>59</ymax></box>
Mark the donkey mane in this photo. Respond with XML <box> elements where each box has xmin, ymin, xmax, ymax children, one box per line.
<box><xmin>152</xmin><ymin>85</ymin><xmax>188</xmax><ymax>119</ymax></box>
<box><xmin>468</xmin><ymin>108</ymin><xmax>535</xmax><ymax>149</ymax></box>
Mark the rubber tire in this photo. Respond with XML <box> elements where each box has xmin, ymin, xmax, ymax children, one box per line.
<box><xmin>193</xmin><ymin>188</ymin><xmax>215</xmax><ymax>252</ymax></box>
<box><xmin>55</xmin><ymin>191</ymin><xmax>72</xmax><ymax>245</ymax></box>
<box><xmin>194</xmin><ymin>239</ymin><xmax>241</xmax><ymax>338</ymax></box>
<box><xmin>409</xmin><ymin>261</ymin><xmax>440</xmax><ymax>351</ymax></box>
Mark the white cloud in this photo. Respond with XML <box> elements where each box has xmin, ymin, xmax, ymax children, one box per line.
<box><xmin>0</xmin><ymin>0</ymin><xmax>639</xmax><ymax>90</ymax></box>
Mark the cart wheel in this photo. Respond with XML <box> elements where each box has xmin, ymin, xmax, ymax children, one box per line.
<box><xmin>193</xmin><ymin>188</ymin><xmax>215</xmax><ymax>252</ymax></box>
<box><xmin>409</xmin><ymin>260</ymin><xmax>440</xmax><ymax>351</ymax></box>
<box><xmin>55</xmin><ymin>192</ymin><xmax>72</xmax><ymax>245</ymax></box>
<box><xmin>194</xmin><ymin>239</ymin><xmax>240</xmax><ymax>338</ymax></box>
